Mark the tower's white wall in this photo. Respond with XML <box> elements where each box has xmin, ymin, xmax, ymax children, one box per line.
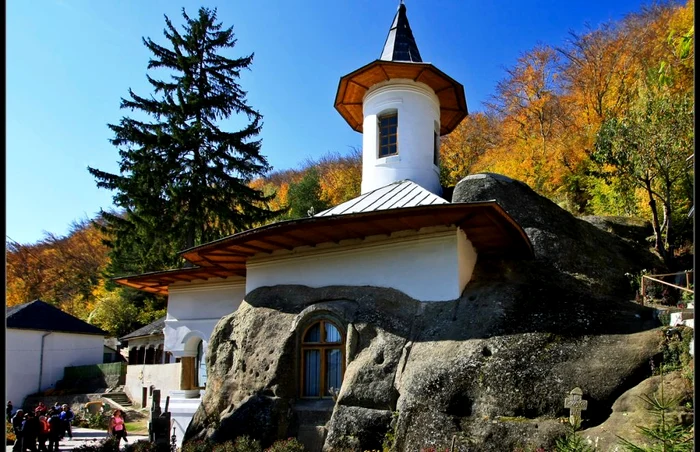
<box><xmin>362</xmin><ymin>80</ymin><xmax>441</xmax><ymax>195</ymax></box>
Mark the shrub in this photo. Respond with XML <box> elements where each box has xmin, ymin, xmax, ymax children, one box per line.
<box><xmin>73</xmin><ymin>436</ymin><xmax>120</xmax><ymax>451</ymax></box>
<box><xmin>265</xmin><ymin>438</ymin><xmax>306</xmax><ymax>452</ymax></box>
<box><xmin>233</xmin><ymin>436</ymin><xmax>263</xmax><ymax>452</ymax></box>
<box><xmin>182</xmin><ymin>436</ymin><xmax>263</xmax><ymax>452</ymax></box>
<box><xmin>182</xmin><ymin>439</ymin><xmax>214</xmax><ymax>452</ymax></box>
<box><xmin>124</xmin><ymin>440</ymin><xmax>166</xmax><ymax>452</ymax></box>
<box><xmin>75</xmin><ymin>408</ymin><xmax>112</xmax><ymax>429</ymax></box>
<box><xmin>6</xmin><ymin>421</ymin><xmax>16</xmax><ymax>444</ymax></box>
<box><xmin>617</xmin><ymin>370</ymin><xmax>694</xmax><ymax>451</ymax></box>
<box><xmin>659</xmin><ymin>326</ymin><xmax>693</xmax><ymax>374</ymax></box>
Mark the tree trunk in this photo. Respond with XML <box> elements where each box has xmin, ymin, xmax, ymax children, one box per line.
<box><xmin>644</xmin><ymin>178</ymin><xmax>665</xmax><ymax>260</ymax></box>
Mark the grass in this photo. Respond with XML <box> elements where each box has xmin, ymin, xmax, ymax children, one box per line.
<box><xmin>125</xmin><ymin>419</ymin><xmax>149</xmax><ymax>434</ymax></box>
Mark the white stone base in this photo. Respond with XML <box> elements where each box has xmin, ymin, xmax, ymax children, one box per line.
<box><xmin>167</xmin><ymin>390</ymin><xmax>204</xmax><ymax>449</ymax></box>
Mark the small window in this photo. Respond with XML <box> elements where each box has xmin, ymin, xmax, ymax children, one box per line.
<box><xmin>433</xmin><ymin>121</ymin><xmax>440</xmax><ymax>167</ymax></box>
<box><xmin>301</xmin><ymin>320</ymin><xmax>345</xmax><ymax>398</ymax></box>
<box><xmin>378</xmin><ymin>113</ymin><xmax>398</xmax><ymax>157</ymax></box>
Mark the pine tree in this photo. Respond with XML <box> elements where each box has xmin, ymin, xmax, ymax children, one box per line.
<box><xmin>89</xmin><ymin>7</ymin><xmax>277</xmax><ymax>275</ymax></box>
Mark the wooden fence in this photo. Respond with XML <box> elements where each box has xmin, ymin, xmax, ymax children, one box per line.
<box><xmin>640</xmin><ymin>270</ymin><xmax>694</xmax><ymax>298</ymax></box>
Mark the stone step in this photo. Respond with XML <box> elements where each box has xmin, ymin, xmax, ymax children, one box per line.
<box><xmin>103</xmin><ymin>392</ymin><xmax>133</xmax><ymax>406</ymax></box>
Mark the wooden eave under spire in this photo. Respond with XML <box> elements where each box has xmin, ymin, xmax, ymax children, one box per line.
<box><xmin>334</xmin><ymin>60</ymin><xmax>468</xmax><ymax>136</ymax></box>
<box><xmin>114</xmin><ymin>201</ymin><xmax>532</xmax><ymax>296</ymax></box>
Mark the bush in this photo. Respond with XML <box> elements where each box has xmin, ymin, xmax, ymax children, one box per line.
<box><xmin>265</xmin><ymin>438</ymin><xmax>306</xmax><ymax>452</ymax></box>
<box><xmin>75</xmin><ymin>408</ymin><xmax>112</xmax><ymax>429</ymax></box>
<box><xmin>73</xmin><ymin>436</ymin><xmax>121</xmax><ymax>451</ymax></box>
<box><xmin>659</xmin><ymin>326</ymin><xmax>693</xmax><ymax>374</ymax></box>
<box><xmin>125</xmin><ymin>440</ymin><xmax>166</xmax><ymax>452</ymax></box>
<box><xmin>181</xmin><ymin>437</ymin><xmax>305</xmax><ymax>452</ymax></box>
<box><xmin>182</xmin><ymin>436</ymin><xmax>263</xmax><ymax>452</ymax></box>
<box><xmin>71</xmin><ymin>436</ymin><xmax>165</xmax><ymax>452</ymax></box>
<box><xmin>6</xmin><ymin>421</ymin><xmax>16</xmax><ymax>444</ymax></box>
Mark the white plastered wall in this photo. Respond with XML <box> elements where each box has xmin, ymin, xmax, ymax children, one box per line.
<box><xmin>164</xmin><ymin>277</ymin><xmax>246</xmax><ymax>358</ymax></box>
<box><xmin>362</xmin><ymin>80</ymin><xmax>441</xmax><ymax>195</ymax></box>
<box><xmin>124</xmin><ymin>363</ymin><xmax>181</xmax><ymax>409</ymax></box>
<box><xmin>6</xmin><ymin>329</ymin><xmax>104</xmax><ymax>409</ymax></box>
<box><xmin>246</xmin><ymin>228</ymin><xmax>477</xmax><ymax>302</ymax></box>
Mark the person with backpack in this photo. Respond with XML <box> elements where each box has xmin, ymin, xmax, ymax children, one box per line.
<box><xmin>37</xmin><ymin>415</ymin><xmax>50</xmax><ymax>452</ymax></box>
<box><xmin>47</xmin><ymin>410</ymin><xmax>63</xmax><ymax>452</ymax></box>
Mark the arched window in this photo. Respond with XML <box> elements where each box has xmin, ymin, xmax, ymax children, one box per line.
<box><xmin>301</xmin><ymin>320</ymin><xmax>344</xmax><ymax>398</ymax></box>
<box><xmin>195</xmin><ymin>340</ymin><xmax>207</xmax><ymax>388</ymax></box>
<box><xmin>378</xmin><ymin>111</ymin><xmax>398</xmax><ymax>157</ymax></box>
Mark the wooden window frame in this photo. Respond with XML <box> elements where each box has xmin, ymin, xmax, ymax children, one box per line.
<box><xmin>195</xmin><ymin>340</ymin><xmax>206</xmax><ymax>390</ymax></box>
<box><xmin>378</xmin><ymin>112</ymin><xmax>398</xmax><ymax>158</ymax></box>
<box><xmin>433</xmin><ymin>129</ymin><xmax>439</xmax><ymax>167</ymax></box>
<box><xmin>300</xmin><ymin>320</ymin><xmax>345</xmax><ymax>399</ymax></box>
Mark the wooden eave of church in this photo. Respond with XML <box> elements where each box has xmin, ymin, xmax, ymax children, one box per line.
<box><xmin>114</xmin><ymin>201</ymin><xmax>532</xmax><ymax>296</ymax></box>
<box><xmin>335</xmin><ymin>60</ymin><xmax>468</xmax><ymax>136</ymax></box>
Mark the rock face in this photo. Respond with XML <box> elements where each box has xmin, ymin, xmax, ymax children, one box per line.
<box><xmin>452</xmin><ymin>173</ymin><xmax>664</xmax><ymax>297</ymax></box>
<box><xmin>185</xmin><ymin>173</ymin><xmax>669</xmax><ymax>451</ymax></box>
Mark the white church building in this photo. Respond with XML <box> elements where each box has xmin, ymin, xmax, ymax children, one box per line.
<box><xmin>116</xmin><ymin>3</ymin><xmax>532</xmax><ymax>446</ymax></box>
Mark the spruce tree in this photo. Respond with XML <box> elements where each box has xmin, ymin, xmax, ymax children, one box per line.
<box><xmin>89</xmin><ymin>7</ymin><xmax>277</xmax><ymax>275</ymax></box>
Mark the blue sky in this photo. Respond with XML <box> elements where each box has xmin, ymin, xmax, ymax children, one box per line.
<box><xmin>6</xmin><ymin>0</ymin><xmax>651</xmax><ymax>245</ymax></box>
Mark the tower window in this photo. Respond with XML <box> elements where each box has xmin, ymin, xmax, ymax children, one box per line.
<box><xmin>433</xmin><ymin>120</ymin><xmax>440</xmax><ymax>167</ymax></box>
<box><xmin>433</xmin><ymin>130</ymin><xmax>439</xmax><ymax>166</ymax></box>
<box><xmin>378</xmin><ymin>112</ymin><xmax>398</xmax><ymax>157</ymax></box>
<box><xmin>301</xmin><ymin>320</ymin><xmax>345</xmax><ymax>398</ymax></box>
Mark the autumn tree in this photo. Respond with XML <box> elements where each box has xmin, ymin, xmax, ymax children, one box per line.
<box><xmin>89</xmin><ymin>7</ymin><xmax>277</xmax><ymax>276</ymax></box>
<box><xmin>285</xmin><ymin>167</ymin><xmax>331</xmax><ymax>218</ymax></box>
<box><xmin>439</xmin><ymin>112</ymin><xmax>500</xmax><ymax>188</ymax></box>
<box><xmin>6</xmin><ymin>218</ymin><xmax>111</xmax><ymax>315</ymax></box>
<box><xmin>593</xmin><ymin>84</ymin><xmax>693</xmax><ymax>262</ymax></box>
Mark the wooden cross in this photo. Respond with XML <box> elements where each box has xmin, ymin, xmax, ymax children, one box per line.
<box><xmin>564</xmin><ymin>387</ymin><xmax>588</xmax><ymax>426</ymax></box>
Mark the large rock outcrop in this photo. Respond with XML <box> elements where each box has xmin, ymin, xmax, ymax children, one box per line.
<box><xmin>452</xmin><ymin>173</ymin><xmax>664</xmax><ymax>297</ymax></box>
<box><xmin>185</xmin><ymin>173</ymin><xmax>670</xmax><ymax>451</ymax></box>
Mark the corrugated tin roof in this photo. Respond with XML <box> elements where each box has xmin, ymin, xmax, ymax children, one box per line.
<box><xmin>6</xmin><ymin>299</ymin><xmax>107</xmax><ymax>336</ymax></box>
<box><xmin>315</xmin><ymin>180</ymin><xmax>447</xmax><ymax>217</ymax></box>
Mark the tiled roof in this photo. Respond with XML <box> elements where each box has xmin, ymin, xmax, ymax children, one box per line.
<box><xmin>380</xmin><ymin>3</ymin><xmax>422</xmax><ymax>63</ymax></box>
<box><xmin>119</xmin><ymin>316</ymin><xmax>166</xmax><ymax>341</ymax></box>
<box><xmin>6</xmin><ymin>299</ymin><xmax>107</xmax><ymax>336</ymax></box>
<box><xmin>315</xmin><ymin>180</ymin><xmax>447</xmax><ymax>217</ymax></box>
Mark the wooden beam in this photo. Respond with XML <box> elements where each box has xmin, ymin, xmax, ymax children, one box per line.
<box><xmin>349</xmin><ymin>79</ymin><xmax>370</xmax><ymax>90</ymax></box>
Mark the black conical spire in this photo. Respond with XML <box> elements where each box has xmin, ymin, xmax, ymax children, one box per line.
<box><xmin>380</xmin><ymin>2</ymin><xmax>423</xmax><ymax>62</ymax></box>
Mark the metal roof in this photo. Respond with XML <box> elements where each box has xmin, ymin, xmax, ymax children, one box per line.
<box><xmin>315</xmin><ymin>180</ymin><xmax>447</xmax><ymax>216</ymax></box>
<box><xmin>114</xmin><ymin>201</ymin><xmax>534</xmax><ymax>296</ymax></box>
<box><xmin>380</xmin><ymin>3</ymin><xmax>422</xmax><ymax>63</ymax></box>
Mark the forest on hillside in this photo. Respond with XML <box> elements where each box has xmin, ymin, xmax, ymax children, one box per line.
<box><xmin>5</xmin><ymin>1</ymin><xmax>694</xmax><ymax>338</ymax></box>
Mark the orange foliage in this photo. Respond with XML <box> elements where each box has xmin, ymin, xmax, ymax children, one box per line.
<box><xmin>5</xmin><ymin>218</ymin><xmax>111</xmax><ymax>318</ymax></box>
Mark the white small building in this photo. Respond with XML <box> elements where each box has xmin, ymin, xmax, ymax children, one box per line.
<box><xmin>6</xmin><ymin>299</ymin><xmax>108</xmax><ymax>409</ymax></box>
<box><xmin>114</xmin><ymin>3</ymin><xmax>532</xmax><ymax>448</ymax></box>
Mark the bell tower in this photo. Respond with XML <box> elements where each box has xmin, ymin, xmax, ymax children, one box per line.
<box><xmin>334</xmin><ymin>2</ymin><xmax>468</xmax><ymax>195</ymax></box>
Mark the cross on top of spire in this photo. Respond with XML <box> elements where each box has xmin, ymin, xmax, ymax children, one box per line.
<box><xmin>380</xmin><ymin>2</ymin><xmax>422</xmax><ymax>63</ymax></box>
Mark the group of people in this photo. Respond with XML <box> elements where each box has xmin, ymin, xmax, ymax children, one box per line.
<box><xmin>8</xmin><ymin>401</ymin><xmax>74</xmax><ymax>452</ymax></box>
